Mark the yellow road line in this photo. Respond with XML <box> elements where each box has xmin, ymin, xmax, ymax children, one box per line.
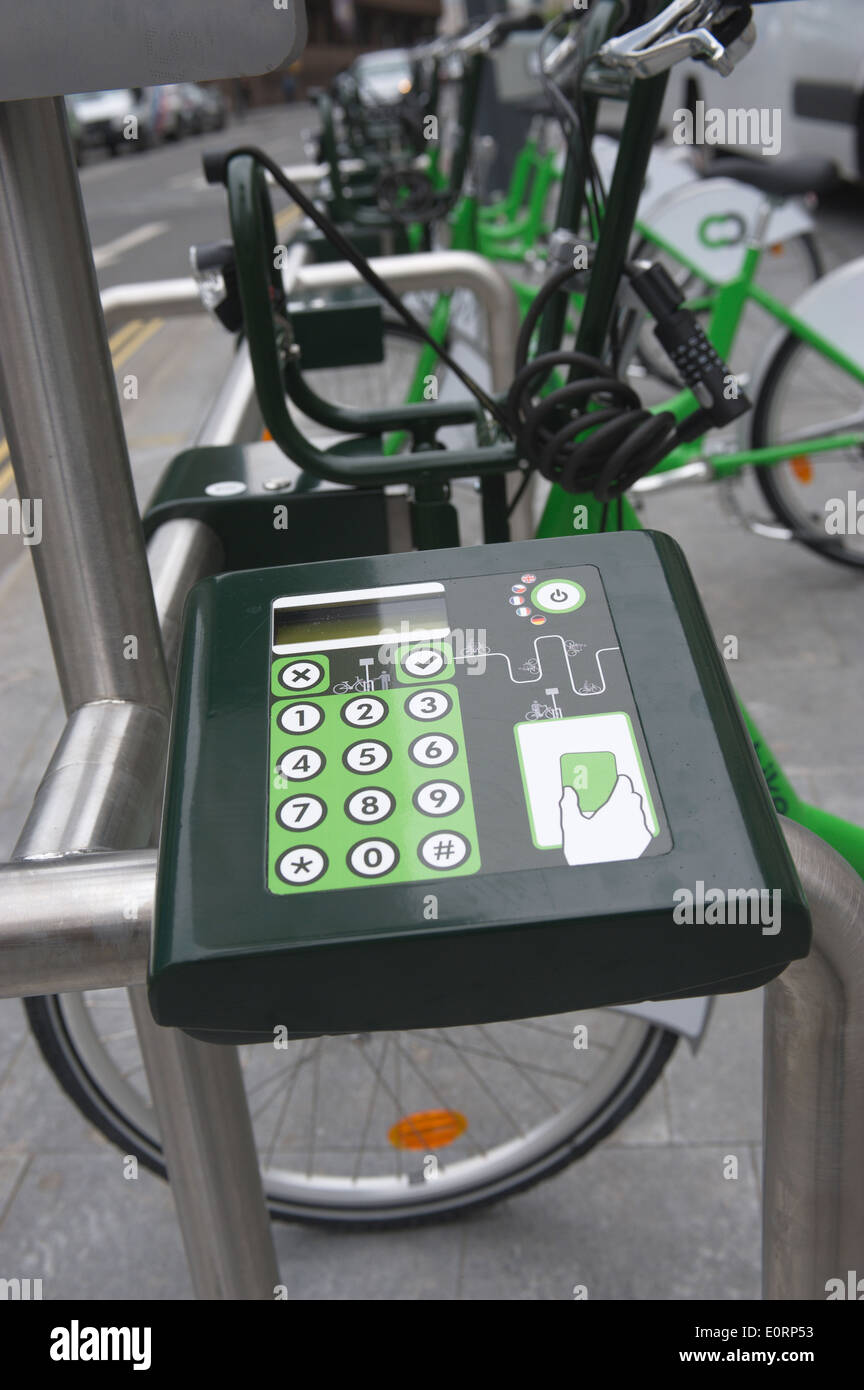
<box><xmin>108</xmin><ymin>319</ymin><xmax>145</xmax><ymax>353</ymax></box>
<box><xmin>111</xmin><ymin>317</ymin><xmax>165</xmax><ymax>370</ymax></box>
<box><xmin>0</xmin><ymin>316</ymin><xmax>166</xmax><ymax>495</ymax></box>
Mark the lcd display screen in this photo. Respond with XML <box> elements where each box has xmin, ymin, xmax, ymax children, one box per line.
<box><xmin>273</xmin><ymin>593</ymin><xmax>449</xmax><ymax>650</ymax></box>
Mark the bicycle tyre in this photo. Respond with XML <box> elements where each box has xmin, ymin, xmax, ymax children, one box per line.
<box><xmin>25</xmin><ymin>994</ymin><xmax>677</xmax><ymax>1229</ymax></box>
<box><xmin>752</xmin><ymin>331</ymin><xmax>864</xmax><ymax>571</ymax></box>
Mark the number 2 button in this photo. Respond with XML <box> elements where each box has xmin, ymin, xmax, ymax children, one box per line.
<box><xmin>342</xmin><ymin>696</ymin><xmax>387</xmax><ymax>728</ymax></box>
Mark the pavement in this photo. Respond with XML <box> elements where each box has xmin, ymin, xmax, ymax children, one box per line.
<box><xmin>0</xmin><ymin>103</ymin><xmax>862</xmax><ymax>1301</ymax></box>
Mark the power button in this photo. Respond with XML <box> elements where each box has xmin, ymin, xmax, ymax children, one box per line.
<box><xmin>531</xmin><ymin>579</ymin><xmax>585</xmax><ymax>614</ymax></box>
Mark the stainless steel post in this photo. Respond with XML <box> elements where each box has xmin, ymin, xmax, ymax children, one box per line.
<box><xmin>0</xmin><ymin>97</ymin><xmax>169</xmax><ymax>713</ymax></box>
<box><xmin>765</xmin><ymin>819</ymin><xmax>864</xmax><ymax>1299</ymax></box>
<box><xmin>0</xmin><ymin>97</ymin><xmax>277</xmax><ymax>1298</ymax></box>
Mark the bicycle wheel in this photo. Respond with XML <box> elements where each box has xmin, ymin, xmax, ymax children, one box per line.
<box><xmin>25</xmin><ymin>993</ymin><xmax>676</xmax><ymax>1227</ymax></box>
<box><xmin>752</xmin><ymin>331</ymin><xmax>864</xmax><ymax>570</ymax></box>
<box><xmin>630</xmin><ymin>231</ymin><xmax>823</xmax><ymax>394</ymax></box>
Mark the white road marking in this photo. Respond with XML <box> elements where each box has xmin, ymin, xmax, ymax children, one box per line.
<box><xmin>92</xmin><ymin>222</ymin><xmax>168</xmax><ymax>268</ymax></box>
<box><xmin>168</xmin><ymin>171</ymin><xmax>207</xmax><ymax>190</ymax></box>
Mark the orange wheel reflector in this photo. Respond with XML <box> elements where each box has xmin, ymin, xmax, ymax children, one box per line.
<box><xmin>790</xmin><ymin>455</ymin><xmax>813</xmax><ymax>484</ymax></box>
<box><xmin>261</xmin><ymin>427</ymin><xmax>273</xmax><ymax>441</ymax></box>
<box><xmin>770</xmin><ymin>242</ymin><xmax>785</xmax><ymax>256</ymax></box>
<box><xmin>388</xmin><ymin>1109</ymin><xmax>468</xmax><ymax>1151</ymax></box>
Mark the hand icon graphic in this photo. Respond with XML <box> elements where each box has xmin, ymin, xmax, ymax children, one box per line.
<box><xmin>559</xmin><ymin>774</ymin><xmax>653</xmax><ymax>866</ymax></box>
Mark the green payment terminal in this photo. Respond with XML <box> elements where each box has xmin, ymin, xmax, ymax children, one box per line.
<box><xmin>149</xmin><ymin>533</ymin><xmax>810</xmax><ymax>1041</ymax></box>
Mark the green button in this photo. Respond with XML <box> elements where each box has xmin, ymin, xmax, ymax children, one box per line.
<box><xmin>530</xmin><ymin>580</ymin><xmax>585</xmax><ymax>614</ymax></box>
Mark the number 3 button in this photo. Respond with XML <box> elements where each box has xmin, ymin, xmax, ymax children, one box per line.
<box><xmin>409</xmin><ymin>733</ymin><xmax>457</xmax><ymax>767</ymax></box>
<box><xmin>405</xmin><ymin>689</ymin><xmax>452</xmax><ymax>721</ymax></box>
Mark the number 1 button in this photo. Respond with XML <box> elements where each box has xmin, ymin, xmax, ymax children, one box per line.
<box><xmin>278</xmin><ymin>702</ymin><xmax>323</xmax><ymax>735</ymax></box>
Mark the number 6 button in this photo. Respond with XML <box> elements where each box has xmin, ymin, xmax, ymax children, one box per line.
<box><xmin>409</xmin><ymin>733</ymin><xmax>457</xmax><ymax>767</ymax></box>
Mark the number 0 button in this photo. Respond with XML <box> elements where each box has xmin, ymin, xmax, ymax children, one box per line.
<box><xmin>342</xmin><ymin>696</ymin><xmax>387</xmax><ymax>728</ymax></box>
<box><xmin>279</xmin><ymin>660</ymin><xmax>325</xmax><ymax>692</ymax></box>
<box><xmin>348</xmin><ymin>839</ymin><xmax>399</xmax><ymax>878</ymax></box>
<box><xmin>419</xmin><ymin>832</ymin><xmax>470</xmax><ymax>871</ymax></box>
<box><xmin>278</xmin><ymin>702</ymin><xmax>323</xmax><ymax>735</ymax></box>
<box><xmin>278</xmin><ymin>747</ymin><xmax>324</xmax><ymax>781</ymax></box>
<box><xmin>406</xmin><ymin>689</ymin><xmax>452</xmax><ymax>722</ymax></box>
<box><xmin>409</xmin><ymin>733</ymin><xmax>457</xmax><ymax>768</ymax></box>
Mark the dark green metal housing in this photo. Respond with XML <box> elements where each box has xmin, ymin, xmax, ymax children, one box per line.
<box><xmin>150</xmin><ymin>533</ymin><xmax>810</xmax><ymax>1042</ymax></box>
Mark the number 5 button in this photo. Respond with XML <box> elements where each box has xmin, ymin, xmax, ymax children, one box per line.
<box><xmin>405</xmin><ymin>689</ymin><xmax>452</xmax><ymax>721</ymax></box>
<box><xmin>409</xmin><ymin>733</ymin><xmax>457</xmax><ymax>767</ymax></box>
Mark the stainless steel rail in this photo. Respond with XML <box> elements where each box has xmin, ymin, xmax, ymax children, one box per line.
<box><xmin>764</xmin><ymin>820</ymin><xmax>864</xmax><ymax>1301</ymax></box>
<box><xmin>293</xmin><ymin>249</ymin><xmax>519</xmax><ymax>394</ymax></box>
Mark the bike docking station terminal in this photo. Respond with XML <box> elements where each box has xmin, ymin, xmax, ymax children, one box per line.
<box><xmin>0</xmin><ymin>0</ymin><xmax>863</xmax><ymax>1307</ymax></box>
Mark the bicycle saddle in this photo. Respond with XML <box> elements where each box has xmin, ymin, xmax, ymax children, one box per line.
<box><xmin>711</xmin><ymin>155</ymin><xmax>840</xmax><ymax>198</ymax></box>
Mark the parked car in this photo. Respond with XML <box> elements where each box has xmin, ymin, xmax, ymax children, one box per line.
<box><xmin>66</xmin><ymin>88</ymin><xmax>156</xmax><ymax>157</ymax></box>
<box><xmin>661</xmin><ymin>0</ymin><xmax>864</xmax><ymax>180</ymax></box>
<box><xmin>198</xmin><ymin>84</ymin><xmax>228</xmax><ymax>132</ymax></box>
<box><xmin>347</xmin><ymin>49</ymin><xmax>414</xmax><ymax>105</ymax></box>
<box><xmin>153</xmin><ymin>85</ymin><xmax>186</xmax><ymax>143</ymax></box>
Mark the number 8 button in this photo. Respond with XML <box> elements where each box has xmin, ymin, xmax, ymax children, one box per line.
<box><xmin>345</xmin><ymin>788</ymin><xmax>394</xmax><ymax>824</ymax></box>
